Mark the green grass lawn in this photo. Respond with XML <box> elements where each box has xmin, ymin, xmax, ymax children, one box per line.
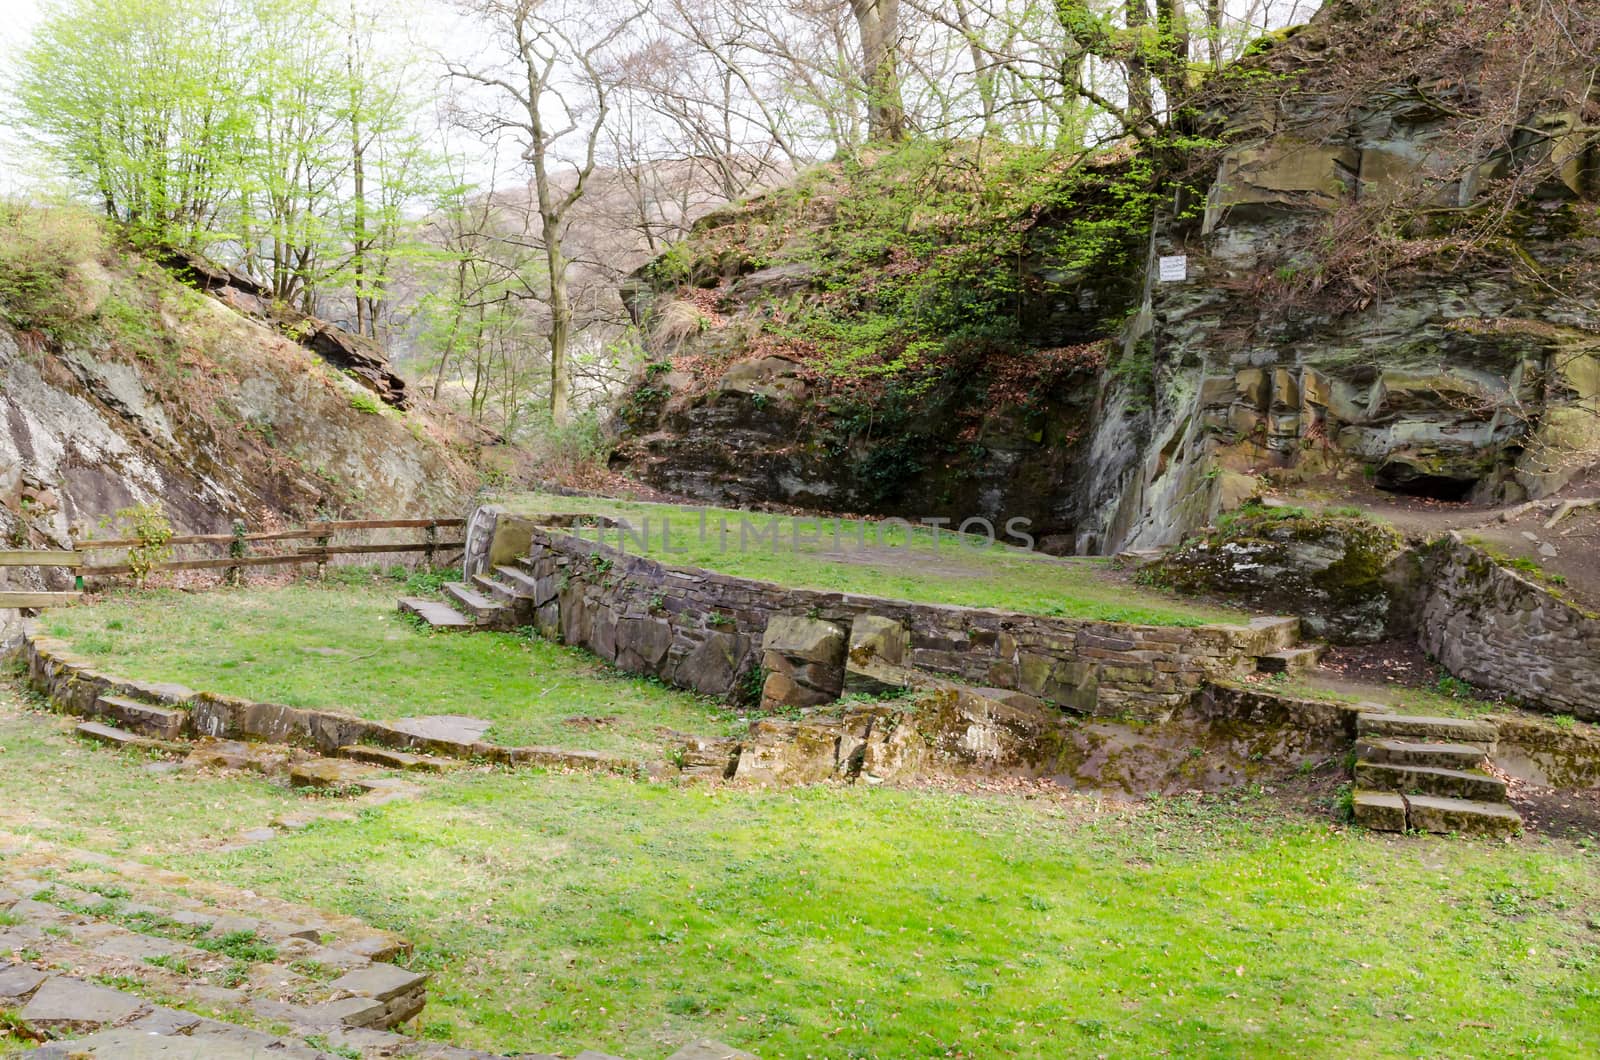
<box><xmin>42</xmin><ymin>581</ymin><xmax>741</xmax><ymax>755</ymax></box>
<box><xmin>1</xmin><ymin>685</ymin><xmax>1597</xmax><ymax>1058</ymax></box>
<box><xmin>492</xmin><ymin>492</ymin><xmax>1247</xmax><ymax>627</ymax></box>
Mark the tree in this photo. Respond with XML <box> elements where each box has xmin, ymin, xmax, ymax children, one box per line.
<box><xmin>15</xmin><ymin>0</ymin><xmax>247</xmax><ymax>247</ymax></box>
<box><xmin>445</xmin><ymin>0</ymin><xmax>648</xmax><ymax>425</ymax></box>
<box><xmin>848</xmin><ymin>0</ymin><xmax>907</xmax><ymax>142</ymax></box>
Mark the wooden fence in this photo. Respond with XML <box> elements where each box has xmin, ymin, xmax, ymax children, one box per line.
<box><xmin>0</xmin><ymin>517</ymin><xmax>465</xmax><ymax>609</ymax></box>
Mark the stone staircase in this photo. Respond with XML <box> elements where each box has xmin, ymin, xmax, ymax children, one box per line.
<box><xmin>398</xmin><ymin>566</ymin><xmax>538</xmax><ymax>632</ymax></box>
<box><xmin>1351</xmin><ymin>713</ymin><xmax>1522</xmax><ymax>837</ymax></box>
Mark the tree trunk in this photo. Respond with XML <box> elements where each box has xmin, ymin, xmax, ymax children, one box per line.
<box><xmin>546</xmin><ymin>233</ymin><xmax>572</xmax><ymax>426</ymax></box>
<box><xmin>1124</xmin><ymin>0</ymin><xmax>1154</xmax><ymax>133</ymax></box>
<box><xmin>848</xmin><ymin>0</ymin><xmax>905</xmax><ymax>142</ymax></box>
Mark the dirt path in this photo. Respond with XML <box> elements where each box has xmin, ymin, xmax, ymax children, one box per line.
<box><xmin>1275</xmin><ymin>472</ymin><xmax>1600</xmax><ymax>612</ymax></box>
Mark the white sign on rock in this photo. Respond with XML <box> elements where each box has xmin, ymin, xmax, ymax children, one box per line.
<box><xmin>1158</xmin><ymin>255</ymin><xmax>1188</xmax><ymax>282</ymax></box>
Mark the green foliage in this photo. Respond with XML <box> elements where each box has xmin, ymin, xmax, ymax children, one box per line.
<box><xmin>744</xmin><ymin>142</ymin><xmax>1152</xmax><ymax>389</ymax></box>
<box><xmin>16</xmin><ymin>0</ymin><xmax>450</xmax><ymax>309</ymax></box>
<box><xmin>0</xmin><ymin>202</ymin><xmax>105</xmax><ymax>335</ymax></box>
<box><xmin>104</xmin><ymin>503</ymin><xmax>176</xmax><ymax>586</ymax></box>
<box><xmin>347</xmin><ymin>388</ymin><xmax>384</xmax><ymax>415</ymax></box>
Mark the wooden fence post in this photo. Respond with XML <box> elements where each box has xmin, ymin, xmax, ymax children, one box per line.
<box><xmin>68</xmin><ymin>526</ymin><xmax>84</xmax><ymax>592</ymax></box>
<box><xmin>227</xmin><ymin>519</ymin><xmax>248</xmax><ymax>586</ymax></box>
<box><xmin>315</xmin><ymin>527</ymin><xmax>330</xmax><ymax>581</ymax></box>
<box><xmin>424</xmin><ymin>523</ymin><xmax>438</xmax><ymax>569</ymax></box>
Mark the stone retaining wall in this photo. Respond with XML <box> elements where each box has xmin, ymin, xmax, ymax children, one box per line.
<box><xmin>504</xmin><ymin>521</ymin><xmax>1300</xmax><ymax>719</ymax></box>
<box><xmin>19</xmin><ymin>625</ymin><xmax>643</xmax><ymax>773</ymax></box>
<box><xmin>1416</xmin><ymin>533</ymin><xmax>1600</xmax><ymax>721</ymax></box>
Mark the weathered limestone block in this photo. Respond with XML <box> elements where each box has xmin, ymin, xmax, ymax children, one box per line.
<box><xmin>733</xmin><ymin>719</ymin><xmax>844</xmax><ymax>784</ymax></box>
<box><xmin>615</xmin><ymin>614</ymin><xmax>675</xmax><ymax>673</ymax></box>
<box><xmin>845</xmin><ymin>615</ymin><xmax>911</xmax><ymax>695</ymax></box>
<box><xmin>760</xmin><ymin>615</ymin><xmax>847</xmax><ymax>710</ymax></box>
<box><xmin>1017</xmin><ymin>653</ymin><xmax>1098</xmax><ymax>712</ymax></box>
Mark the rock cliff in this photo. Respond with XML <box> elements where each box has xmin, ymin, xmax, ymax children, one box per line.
<box><xmin>611</xmin><ymin>0</ymin><xmax>1600</xmax><ymax>553</ymax></box>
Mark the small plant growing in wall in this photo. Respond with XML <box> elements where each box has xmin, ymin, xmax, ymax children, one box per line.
<box><xmin>106</xmin><ymin>503</ymin><xmax>175</xmax><ymax>587</ymax></box>
<box><xmin>706</xmin><ymin>612</ymin><xmax>733</xmax><ymax>628</ymax></box>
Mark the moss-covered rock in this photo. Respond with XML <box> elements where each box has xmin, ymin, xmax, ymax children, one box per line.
<box><xmin>1146</xmin><ymin>506</ymin><xmax>1407</xmax><ymax>643</ymax></box>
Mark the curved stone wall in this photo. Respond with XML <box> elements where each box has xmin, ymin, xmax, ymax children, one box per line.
<box><xmin>1416</xmin><ymin>533</ymin><xmax>1600</xmax><ymax>721</ymax></box>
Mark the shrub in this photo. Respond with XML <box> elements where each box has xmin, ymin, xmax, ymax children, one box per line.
<box><xmin>524</xmin><ymin>410</ymin><xmax>612</xmax><ymax>484</ymax></box>
<box><xmin>0</xmin><ymin>201</ymin><xmax>104</xmax><ymax>335</ymax></box>
<box><xmin>348</xmin><ymin>388</ymin><xmax>384</xmax><ymax>415</ymax></box>
<box><xmin>103</xmin><ymin>502</ymin><xmax>175</xmax><ymax>587</ymax></box>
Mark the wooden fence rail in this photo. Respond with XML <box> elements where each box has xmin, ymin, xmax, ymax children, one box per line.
<box><xmin>0</xmin><ymin>517</ymin><xmax>465</xmax><ymax>608</ymax></box>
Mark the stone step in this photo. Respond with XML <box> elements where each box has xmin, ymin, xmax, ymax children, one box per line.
<box><xmin>471</xmin><ymin>572</ymin><xmax>518</xmax><ymax>604</ymax></box>
<box><xmin>1407</xmin><ymin>794</ymin><xmax>1523</xmax><ymax>837</ymax></box>
<box><xmin>95</xmin><ymin>694</ymin><xmax>188</xmax><ymax>741</ymax></box>
<box><xmin>73</xmin><ymin>721</ymin><xmax>180</xmax><ymax>755</ymax></box>
<box><xmin>337</xmin><ymin>744</ymin><xmax>458</xmax><ymax>773</ymax></box>
<box><xmin>1353</xmin><ymin>789</ymin><xmax>1522</xmax><ymax>836</ymax></box>
<box><xmin>1354</xmin><ymin>761</ymin><xmax>1509</xmax><ymax>802</ymax></box>
<box><xmin>1356</xmin><ymin>712</ymin><xmax>1497</xmax><ymax>745</ymax></box>
<box><xmin>1352</xmin><ymin>790</ymin><xmax>1408</xmax><ymax>831</ymax></box>
<box><xmin>288</xmin><ymin>758</ymin><xmax>388</xmax><ymax>792</ymax></box>
<box><xmin>1256</xmin><ymin>645</ymin><xmax>1326</xmax><ymax>675</ymax></box>
<box><xmin>493</xmin><ymin>564</ymin><xmax>542</xmax><ymax>597</ymax></box>
<box><xmin>397</xmin><ymin>596</ymin><xmax>474</xmax><ymax>631</ymax></box>
<box><xmin>1355</xmin><ymin>737</ymin><xmax>1486</xmax><ymax>770</ymax></box>
<box><xmin>442</xmin><ymin>582</ymin><xmax>510</xmax><ymax>625</ymax></box>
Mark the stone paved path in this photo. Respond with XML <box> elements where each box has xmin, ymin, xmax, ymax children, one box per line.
<box><xmin>0</xmin><ymin>829</ymin><xmax>759</xmax><ymax>1058</ymax></box>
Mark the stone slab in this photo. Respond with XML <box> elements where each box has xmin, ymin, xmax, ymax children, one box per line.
<box><xmin>330</xmin><ymin>961</ymin><xmax>427</xmax><ymax>1002</ymax></box>
<box><xmin>1353</xmin><ymin>761</ymin><xmax>1508</xmax><ymax>802</ymax></box>
<box><xmin>1355</xmin><ymin>712</ymin><xmax>1497</xmax><ymax>744</ymax></box>
<box><xmin>20</xmin><ymin>975</ymin><xmax>148</xmax><ymax>1034</ymax></box>
<box><xmin>1406</xmin><ymin>794</ymin><xmax>1523</xmax><ymax>837</ymax></box>
<box><xmin>1355</xmin><ymin>738</ymin><xmax>1486</xmax><ymax>770</ymax></box>
<box><xmin>0</xmin><ymin>961</ymin><xmax>48</xmax><ymax>1001</ymax></box>
<box><xmin>1352</xmin><ymin>790</ymin><xmax>1408</xmax><ymax>832</ymax></box>
<box><xmin>398</xmin><ymin>597</ymin><xmax>473</xmax><ymax>631</ymax></box>
<box><xmin>338</xmin><ymin>744</ymin><xmax>456</xmax><ymax>772</ymax></box>
<box><xmin>288</xmin><ymin>758</ymin><xmax>383</xmax><ymax>791</ymax></box>
<box><xmin>387</xmin><ymin>715</ymin><xmax>494</xmax><ymax>743</ymax></box>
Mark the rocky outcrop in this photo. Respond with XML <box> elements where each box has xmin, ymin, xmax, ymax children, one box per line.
<box><xmin>1413</xmin><ymin>533</ymin><xmax>1600</xmax><ymax>720</ymax></box>
<box><xmin>1146</xmin><ymin>508</ymin><xmax>1409</xmax><ymax>643</ymax></box>
<box><xmin>159</xmin><ymin>246</ymin><xmax>410</xmax><ymax>408</ymax></box>
<box><xmin>1082</xmin><ymin>5</ymin><xmax>1600</xmax><ymax>552</ymax></box>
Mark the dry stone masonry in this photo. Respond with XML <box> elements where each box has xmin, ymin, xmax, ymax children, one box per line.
<box><xmin>451</xmin><ymin>509</ymin><xmax>1304</xmax><ymax>723</ymax></box>
<box><xmin>1414</xmin><ymin>533</ymin><xmax>1600</xmax><ymax>721</ymax></box>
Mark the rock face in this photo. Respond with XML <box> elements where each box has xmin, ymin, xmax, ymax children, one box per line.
<box><xmin>1147</xmin><ymin>508</ymin><xmax>1408</xmax><ymax>643</ymax></box>
<box><xmin>1081</xmin><ymin>6</ymin><xmax>1600</xmax><ymax>553</ymax></box>
<box><xmin>612</xmin><ymin>3</ymin><xmax>1600</xmax><ymax>554</ymax></box>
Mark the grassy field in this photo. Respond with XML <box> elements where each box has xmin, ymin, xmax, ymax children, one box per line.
<box><xmin>492</xmin><ymin>493</ymin><xmax>1246</xmax><ymax>627</ymax></box>
<box><xmin>1</xmin><ymin>686</ymin><xmax>1597</xmax><ymax>1058</ymax></box>
<box><xmin>42</xmin><ymin>580</ymin><xmax>742</xmax><ymax>755</ymax></box>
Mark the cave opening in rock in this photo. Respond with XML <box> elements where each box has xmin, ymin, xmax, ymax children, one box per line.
<box><xmin>1373</xmin><ymin>463</ymin><xmax>1479</xmax><ymax>502</ymax></box>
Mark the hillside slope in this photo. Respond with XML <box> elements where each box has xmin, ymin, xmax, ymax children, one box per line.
<box><xmin>611</xmin><ymin>0</ymin><xmax>1600</xmax><ymax>553</ymax></box>
<box><xmin>0</xmin><ymin>207</ymin><xmax>479</xmax><ymax>557</ymax></box>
